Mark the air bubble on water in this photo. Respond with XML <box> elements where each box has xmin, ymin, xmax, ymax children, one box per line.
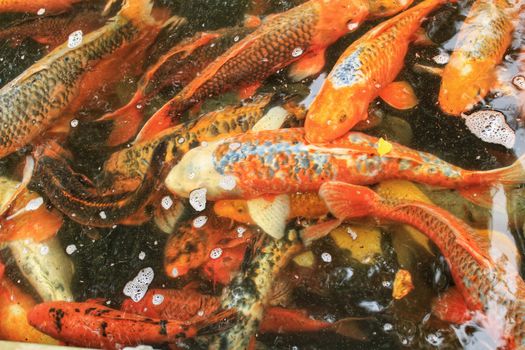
<box><xmin>512</xmin><ymin>75</ymin><xmax>525</xmax><ymax>90</ymax></box>
<box><xmin>136</xmin><ymin>104</ymin><xmax>143</xmax><ymax>110</ymax></box>
<box><xmin>426</xmin><ymin>332</ymin><xmax>444</xmax><ymax>346</ymax></box>
<box><xmin>66</xmin><ymin>244</ymin><xmax>77</xmax><ymax>255</ymax></box>
<box><xmin>382</xmin><ymin>280</ymin><xmax>392</xmax><ymax>288</ymax></box>
<box><xmin>383</xmin><ymin>323</ymin><xmax>393</xmax><ymax>332</ymax></box>
<box><xmin>25</xmin><ymin>197</ymin><xmax>43</xmax><ymax>211</ymax></box>
<box><xmin>219</xmin><ymin>175</ymin><xmax>236</xmax><ymax>190</ymax></box>
<box><xmin>70</xmin><ymin>119</ymin><xmax>79</xmax><ymax>128</ymax></box>
<box><xmin>39</xmin><ymin>245</ymin><xmax>49</xmax><ymax>255</ymax></box>
<box><xmin>189</xmin><ymin>188</ymin><xmax>207</xmax><ymax>211</ymax></box>
<box><xmin>321</xmin><ymin>252</ymin><xmax>332</xmax><ymax>263</ymax></box>
<box><xmin>236</xmin><ymin>226</ymin><xmax>246</xmax><ymax>237</ymax></box>
<box><xmin>171</xmin><ymin>267</ymin><xmax>179</xmax><ymax>277</ymax></box>
<box><xmin>432</xmin><ymin>53</ymin><xmax>449</xmax><ymax>65</ymax></box>
<box><xmin>37</xmin><ymin>8</ymin><xmax>46</xmax><ymax>15</ymax></box>
<box><xmin>138</xmin><ymin>251</ymin><xmax>146</xmax><ymax>260</ymax></box>
<box><xmin>161</xmin><ymin>196</ymin><xmax>173</xmax><ymax>210</ymax></box>
<box><xmin>234</xmin><ymin>35</ymin><xmax>240</xmax><ymax>42</ymax></box>
<box><xmin>99</xmin><ymin>211</ymin><xmax>107</xmax><ymax>219</ymax></box>
<box><xmin>177</xmin><ymin>137</ymin><xmax>185</xmax><ymax>144</ymax></box>
<box><xmin>229</xmin><ymin>142</ymin><xmax>241</xmax><ymax>151</ymax></box>
<box><xmin>347</xmin><ymin>21</ymin><xmax>360</xmax><ymax>31</ymax></box>
<box><xmin>210</xmin><ymin>247</ymin><xmax>223</xmax><ymax>260</ymax></box>
<box><xmin>197</xmin><ymin>310</ymin><xmax>204</xmax><ymax>317</ymax></box>
<box><xmin>292</xmin><ymin>47</ymin><xmax>303</xmax><ymax>57</ymax></box>
<box><xmin>152</xmin><ymin>294</ymin><xmax>164</xmax><ymax>305</ymax></box>
<box><xmin>347</xmin><ymin>227</ymin><xmax>357</xmax><ymax>240</ymax></box>
<box><xmin>68</xmin><ymin>30</ymin><xmax>83</xmax><ymax>49</ymax></box>
<box><xmin>123</xmin><ymin>281</ymin><xmax>148</xmax><ymax>303</ymax></box>
<box><xmin>136</xmin><ymin>267</ymin><xmax>154</xmax><ymax>285</ymax></box>
<box><xmin>193</xmin><ymin>215</ymin><xmax>208</xmax><ymax>228</ymax></box>
<box><xmin>463</xmin><ymin>110</ymin><xmax>515</xmax><ymax>149</ymax></box>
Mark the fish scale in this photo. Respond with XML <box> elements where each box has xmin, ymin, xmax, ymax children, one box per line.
<box><xmin>0</xmin><ymin>18</ymin><xmax>137</xmax><ymax>157</ymax></box>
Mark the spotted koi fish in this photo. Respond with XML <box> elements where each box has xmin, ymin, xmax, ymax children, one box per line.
<box><xmin>166</xmin><ymin>128</ymin><xmax>525</xmax><ymax>200</ymax></box>
<box><xmin>0</xmin><ymin>0</ymin><xmax>183</xmax><ymax>159</ymax></box>
<box><xmin>438</xmin><ymin>0</ymin><xmax>521</xmax><ymax>116</ymax></box>
<box><xmin>319</xmin><ymin>181</ymin><xmax>525</xmax><ymax>349</ymax></box>
<box><xmin>136</xmin><ymin>0</ymin><xmax>370</xmax><ymax>140</ymax></box>
<box><xmin>305</xmin><ymin>0</ymin><xmax>448</xmax><ymax>143</ymax></box>
<box><xmin>27</xmin><ymin>301</ymin><xmax>235</xmax><ymax>350</ymax></box>
<box><xmin>99</xmin><ymin>26</ymin><xmax>255</xmax><ymax>146</ymax></box>
<box><xmin>163</xmin><ymin>216</ymin><xmax>254</xmax><ymax>284</ymax></box>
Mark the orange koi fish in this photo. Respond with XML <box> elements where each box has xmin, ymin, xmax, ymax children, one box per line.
<box><xmin>165</xmin><ymin>128</ymin><xmax>524</xmax><ymax>237</ymax></box>
<box><xmin>164</xmin><ymin>217</ymin><xmax>253</xmax><ymax>284</ymax></box>
<box><xmin>0</xmin><ymin>0</ymin><xmax>81</xmax><ymax>14</ymax></box>
<box><xmin>28</xmin><ymin>301</ymin><xmax>233</xmax><ymax>349</ymax></box>
<box><xmin>136</xmin><ymin>0</ymin><xmax>370</xmax><ymax>141</ymax></box>
<box><xmin>0</xmin><ymin>6</ymin><xmax>107</xmax><ymax>49</ymax></box>
<box><xmin>214</xmin><ymin>192</ymin><xmax>328</xmax><ymax>224</ymax></box>
<box><xmin>438</xmin><ymin>0</ymin><xmax>521</xmax><ymax>116</ymax></box>
<box><xmin>319</xmin><ymin>181</ymin><xmax>525</xmax><ymax>348</ymax></box>
<box><xmin>0</xmin><ymin>0</ymin><xmax>184</xmax><ymax>159</ymax></box>
<box><xmin>305</xmin><ymin>0</ymin><xmax>447</xmax><ymax>143</ymax></box>
<box><xmin>99</xmin><ymin>26</ymin><xmax>255</xmax><ymax>146</ymax></box>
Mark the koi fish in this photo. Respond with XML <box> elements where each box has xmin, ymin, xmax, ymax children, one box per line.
<box><xmin>0</xmin><ymin>263</ymin><xmax>59</xmax><ymax>344</ymax></box>
<box><xmin>0</xmin><ymin>6</ymin><xmax>107</xmax><ymax>49</ymax></box>
<box><xmin>209</xmin><ymin>230</ymin><xmax>303</xmax><ymax>349</ymax></box>
<box><xmin>99</xmin><ymin>26</ymin><xmax>255</xmax><ymax>146</ymax></box>
<box><xmin>122</xmin><ymin>288</ymin><xmax>366</xmax><ymax>337</ymax></box>
<box><xmin>214</xmin><ymin>192</ymin><xmax>328</xmax><ymax>224</ymax></box>
<box><xmin>438</xmin><ymin>0</ymin><xmax>521</xmax><ymax>116</ymax></box>
<box><xmin>165</xmin><ymin>128</ymin><xmax>525</xmax><ymax>238</ymax></box>
<box><xmin>318</xmin><ymin>181</ymin><xmax>525</xmax><ymax>348</ymax></box>
<box><xmin>0</xmin><ymin>0</ymin><xmax>185</xmax><ymax>159</ymax></box>
<box><xmin>32</xmin><ymin>139</ymin><xmax>167</xmax><ymax>227</ymax></box>
<box><xmin>136</xmin><ymin>0</ymin><xmax>370</xmax><ymax>140</ymax></box>
<box><xmin>28</xmin><ymin>301</ymin><xmax>235</xmax><ymax>349</ymax></box>
<box><xmin>103</xmin><ymin>94</ymin><xmax>280</xmax><ymax>194</ymax></box>
<box><xmin>305</xmin><ymin>0</ymin><xmax>447</xmax><ymax>143</ymax></box>
<box><xmin>0</xmin><ymin>0</ymin><xmax>81</xmax><ymax>14</ymax></box>
<box><xmin>164</xmin><ymin>217</ymin><xmax>253</xmax><ymax>284</ymax></box>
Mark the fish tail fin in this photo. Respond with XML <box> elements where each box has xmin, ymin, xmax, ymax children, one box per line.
<box><xmin>98</xmin><ymin>101</ymin><xmax>145</xmax><ymax>147</ymax></box>
<box><xmin>483</xmin><ymin>154</ymin><xmax>525</xmax><ymax>185</ymax></box>
<box><xmin>196</xmin><ymin>309</ymin><xmax>238</xmax><ymax>336</ymax></box>
<box><xmin>118</xmin><ymin>0</ymin><xmax>155</xmax><ymax>27</ymax></box>
<box><xmin>319</xmin><ymin>182</ymin><xmax>380</xmax><ymax>219</ymax></box>
<box><xmin>331</xmin><ymin>317</ymin><xmax>371</xmax><ymax>340</ymax></box>
<box><xmin>135</xmin><ymin>99</ymin><xmax>183</xmax><ymax>142</ymax></box>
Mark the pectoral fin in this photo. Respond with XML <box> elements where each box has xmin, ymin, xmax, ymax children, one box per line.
<box><xmin>252</xmin><ymin>106</ymin><xmax>289</xmax><ymax>131</ymax></box>
<box><xmin>288</xmin><ymin>49</ymin><xmax>326</xmax><ymax>82</ymax></box>
<box><xmin>247</xmin><ymin>195</ymin><xmax>290</xmax><ymax>239</ymax></box>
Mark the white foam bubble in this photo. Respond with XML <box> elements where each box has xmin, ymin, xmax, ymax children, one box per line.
<box><xmin>161</xmin><ymin>196</ymin><xmax>173</xmax><ymax>210</ymax></box>
<box><xmin>189</xmin><ymin>188</ymin><xmax>207</xmax><ymax>211</ymax></box>
<box><xmin>463</xmin><ymin>110</ymin><xmax>515</xmax><ymax>149</ymax></box>
<box><xmin>292</xmin><ymin>47</ymin><xmax>303</xmax><ymax>58</ymax></box>
<box><xmin>68</xmin><ymin>30</ymin><xmax>83</xmax><ymax>49</ymax></box>
<box><xmin>193</xmin><ymin>215</ymin><xmax>208</xmax><ymax>228</ymax></box>
<box><xmin>321</xmin><ymin>252</ymin><xmax>332</xmax><ymax>263</ymax></box>
<box><xmin>219</xmin><ymin>175</ymin><xmax>236</xmax><ymax>191</ymax></box>
<box><xmin>25</xmin><ymin>197</ymin><xmax>43</xmax><ymax>211</ymax></box>
<box><xmin>512</xmin><ymin>75</ymin><xmax>525</xmax><ymax>90</ymax></box>
<box><xmin>123</xmin><ymin>267</ymin><xmax>155</xmax><ymax>302</ymax></box>
<box><xmin>152</xmin><ymin>294</ymin><xmax>164</xmax><ymax>306</ymax></box>
<box><xmin>136</xmin><ymin>267</ymin><xmax>154</xmax><ymax>285</ymax></box>
<box><xmin>66</xmin><ymin>244</ymin><xmax>77</xmax><ymax>255</ymax></box>
<box><xmin>210</xmin><ymin>247</ymin><xmax>223</xmax><ymax>260</ymax></box>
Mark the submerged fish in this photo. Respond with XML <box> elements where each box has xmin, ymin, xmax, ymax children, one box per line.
<box><xmin>319</xmin><ymin>181</ymin><xmax>525</xmax><ymax>349</ymax></box>
<box><xmin>0</xmin><ymin>0</ymin><xmax>81</xmax><ymax>14</ymax></box>
<box><xmin>99</xmin><ymin>26</ymin><xmax>255</xmax><ymax>146</ymax></box>
<box><xmin>136</xmin><ymin>0</ymin><xmax>370</xmax><ymax>140</ymax></box>
<box><xmin>0</xmin><ymin>6</ymin><xmax>107</xmax><ymax>49</ymax></box>
<box><xmin>28</xmin><ymin>301</ymin><xmax>234</xmax><ymax>350</ymax></box>
<box><xmin>164</xmin><ymin>217</ymin><xmax>253</xmax><ymax>283</ymax></box>
<box><xmin>165</xmin><ymin>128</ymin><xmax>525</xmax><ymax>237</ymax></box>
<box><xmin>0</xmin><ymin>0</ymin><xmax>183</xmax><ymax>159</ymax></box>
<box><xmin>438</xmin><ymin>0</ymin><xmax>521</xmax><ymax>115</ymax></box>
<box><xmin>305</xmin><ymin>0</ymin><xmax>448</xmax><ymax>143</ymax></box>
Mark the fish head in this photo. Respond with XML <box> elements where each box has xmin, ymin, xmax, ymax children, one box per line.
<box><xmin>164</xmin><ymin>225</ymin><xmax>207</xmax><ymax>278</ymax></box>
<box><xmin>314</xmin><ymin>0</ymin><xmax>370</xmax><ymax>43</ymax></box>
<box><xmin>165</xmin><ymin>141</ymin><xmax>241</xmax><ymax>199</ymax></box>
<box><xmin>213</xmin><ymin>200</ymin><xmax>252</xmax><ymax>224</ymax></box>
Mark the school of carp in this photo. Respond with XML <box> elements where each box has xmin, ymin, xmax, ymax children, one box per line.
<box><xmin>0</xmin><ymin>0</ymin><xmax>524</xmax><ymax>349</ymax></box>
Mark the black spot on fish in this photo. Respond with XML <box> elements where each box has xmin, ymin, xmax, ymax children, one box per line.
<box><xmin>84</xmin><ymin>307</ymin><xmax>97</xmax><ymax>315</ymax></box>
<box><xmin>100</xmin><ymin>321</ymin><xmax>108</xmax><ymax>337</ymax></box>
<box><xmin>159</xmin><ymin>320</ymin><xmax>168</xmax><ymax>335</ymax></box>
<box><xmin>54</xmin><ymin>309</ymin><xmax>65</xmax><ymax>332</ymax></box>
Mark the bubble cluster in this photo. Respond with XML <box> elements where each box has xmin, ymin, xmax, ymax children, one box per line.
<box><xmin>123</xmin><ymin>267</ymin><xmax>155</xmax><ymax>302</ymax></box>
<box><xmin>68</xmin><ymin>30</ymin><xmax>83</xmax><ymax>49</ymax></box>
<box><xmin>463</xmin><ymin>110</ymin><xmax>515</xmax><ymax>149</ymax></box>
